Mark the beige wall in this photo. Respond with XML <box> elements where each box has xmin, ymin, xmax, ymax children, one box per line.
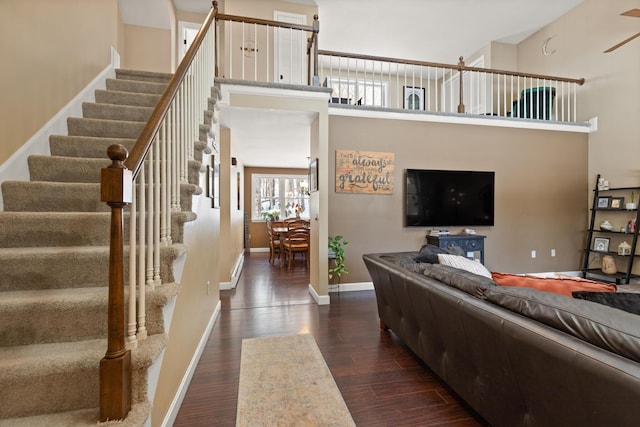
<box><xmin>121</xmin><ymin>24</ymin><xmax>172</xmax><ymax>72</ymax></box>
<box><xmin>219</xmin><ymin>128</ymin><xmax>246</xmax><ymax>282</ymax></box>
<box><xmin>0</xmin><ymin>0</ymin><xmax>120</xmax><ymax>165</ymax></box>
<box><xmin>517</xmin><ymin>0</ymin><xmax>640</xmax><ymax>187</ymax></box>
<box><xmin>151</xmin><ymin>180</ymin><xmax>220</xmax><ymax>425</ymax></box>
<box><xmin>329</xmin><ymin>115</ymin><xmax>589</xmax><ymax>282</ymax></box>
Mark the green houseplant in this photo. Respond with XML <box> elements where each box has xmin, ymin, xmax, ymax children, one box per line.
<box><xmin>328</xmin><ymin>235</ymin><xmax>349</xmax><ymax>281</ymax></box>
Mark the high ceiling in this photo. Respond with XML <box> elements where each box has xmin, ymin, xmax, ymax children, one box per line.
<box><xmin>171</xmin><ymin>0</ymin><xmax>584</xmax><ymax>168</ymax></box>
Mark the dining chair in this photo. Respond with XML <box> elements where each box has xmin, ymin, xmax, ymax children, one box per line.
<box><xmin>266</xmin><ymin>220</ymin><xmax>285</xmax><ymax>264</ymax></box>
<box><xmin>282</xmin><ymin>225</ymin><xmax>310</xmax><ymax>269</ymax></box>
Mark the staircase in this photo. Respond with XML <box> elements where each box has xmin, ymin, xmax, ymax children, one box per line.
<box><xmin>0</xmin><ymin>69</ymin><xmax>207</xmax><ymax>426</ymax></box>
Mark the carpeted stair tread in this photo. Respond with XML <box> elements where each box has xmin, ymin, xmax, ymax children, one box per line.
<box><xmin>28</xmin><ymin>155</ymin><xmax>109</xmax><ymax>183</ymax></box>
<box><xmin>0</xmin><ymin>283</ymin><xmax>179</xmax><ymax>347</ymax></box>
<box><xmin>0</xmin><ymin>244</ymin><xmax>186</xmax><ymax>292</ymax></box>
<box><xmin>1</xmin><ymin>181</ymin><xmax>106</xmax><ymax>212</ymax></box>
<box><xmin>106</xmin><ymin>78</ymin><xmax>167</xmax><ymax>95</ymax></box>
<box><xmin>0</xmin><ymin>212</ymin><xmax>110</xmax><ymax>247</ymax></box>
<box><xmin>0</xmin><ymin>401</ymin><xmax>151</xmax><ymax>427</ymax></box>
<box><xmin>95</xmin><ymin>89</ymin><xmax>160</xmax><ymax>108</ymax></box>
<box><xmin>0</xmin><ymin>334</ymin><xmax>166</xmax><ymax>420</ymax></box>
<box><xmin>82</xmin><ymin>102</ymin><xmax>153</xmax><ymax>122</ymax></box>
<box><xmin>0</xmin><ymin>338</ymin><xmax>104</xmax><ymax>418</ymax></box>
<box><xmin>0</xmin><ymin>287</ymin><xmax>108</xmax><ymax>346</ymax></box>
<box><xmin>116</xmin><ymin>68</ymin><xmax>173</xmax><ymax>84</ymax></box>
<box><xmin>67</xmin><ymin>117</ymin><xmax>145</xmax><ymax>139</ymax></box>
<box><xmin>49</xmin><ymin>135</ymin><xmax>136</xmax><ymax>158</ymax></box>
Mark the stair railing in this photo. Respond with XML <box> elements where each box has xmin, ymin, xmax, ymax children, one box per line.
<box><xmin>214</xmin><ymin>9</ymin><xmax>319</xmax><ymax>85</ymax></box>
<box><xmin>99</xmin><ymin>2</ymin><xmax>218</xmax><ymax>422</ymax></box>
<box><xmin>318</xmin><ymin>50</ymin><xmax>585</xmax><ymax>122</ymax></box>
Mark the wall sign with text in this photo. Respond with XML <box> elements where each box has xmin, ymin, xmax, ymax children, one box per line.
<box><xmin>335</xmin><ymin>150</ymin><xmax>394</xmax><ymax>194</ymax></box>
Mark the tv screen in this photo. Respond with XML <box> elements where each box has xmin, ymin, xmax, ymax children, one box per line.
<box><xmin>405</xmin><ymin>169</ymin><xmax>495</xmax><ymax>227</ymax></box>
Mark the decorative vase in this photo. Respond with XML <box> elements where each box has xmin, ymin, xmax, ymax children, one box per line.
<box><xmin>599</xmin><ymin>220</ymin><xmax>613</xmax><ymax>231</ymax></box>
<box><xmin>626</xmin><ymin>203</ymin><xmax>637</xmax><ymax>210</ymax></box>
<box><xmin>601</xmin><ymin>255</ymin><xmax>617</xmax><ymax>275</ymax></box>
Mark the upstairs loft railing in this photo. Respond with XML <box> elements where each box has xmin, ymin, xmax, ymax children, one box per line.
<box><xmin>99</xmin><ymin>2</ymin><xmax>217</xmax><ymax>422</ymax></box>
<box><xmin>212</xmin><ymin>8</ymin><xmax>585</xmax><ymax>123</ymax></box>
<box><xmin>214</xmin><ymin>9</ymin><xmax>319</xmax><ymax>85</ymax></box>
<box><xmin>318</xmin><ymin>51</ymin><xmax>585</xmax><ymax>122</ymax></box>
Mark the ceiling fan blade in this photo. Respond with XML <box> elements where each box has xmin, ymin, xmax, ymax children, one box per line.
<box><xmin>604</xmin><ymin>31</ymin><xmax>640</xmax><ymax>53</ymax></box>
<box><xmin>621</xmin><ymin>8</ymin><xmax>640</xmax><ymax>18</ymax></box>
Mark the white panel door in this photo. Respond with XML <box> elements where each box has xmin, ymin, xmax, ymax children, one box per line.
<box><xmin>178</xmin><ymin>21</ymin><xmax>200</xmax><ymax>62</ymax></box>
<box><xmin>273</xmin><ymin>11</ymin><xmax>307</xmax><ymax>84</ymax></box>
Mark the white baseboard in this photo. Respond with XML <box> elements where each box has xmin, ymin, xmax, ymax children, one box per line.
<box><xmin>328</xmin><ymin>281</ymin><xmax>374</xmax><ymax>293</ymax></box>
<box><xmin>250</xmin><ymin>247</ymin><xmax>269</xmax><ymax>253</ymax></box>
<box><xmin>0</xmin><ymin>47</ymin><xmax>120</xmax><ymax>211</ymax></box>
<box><xmin>220</xmin><ymin>252</ymin><xmax>244</xmax><ymax>290</ymax></box>
<box><xmin>160</xmin><ymin>300</ymin><xmax>221</xmax><ymax>427</ymax></box>
<box><xmin>308</xmin><ymin>284</ymin><xmax>330</xmax><ymax>305</ymax></box>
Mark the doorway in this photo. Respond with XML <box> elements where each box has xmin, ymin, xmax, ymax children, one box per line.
<box><xmin>273</xmin><ymin>11</ymin><xmax>307</xmax><ymax>84</ymax></box>
<box><xmin>178</xmin><ymin>21</ymin><xmax>201</xmax><ymax>62</ymax></box>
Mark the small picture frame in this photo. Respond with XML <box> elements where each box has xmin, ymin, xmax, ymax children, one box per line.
<box><xmin>597</xmin><ymin>196</ymin><xmax>611</xmax><ymax>209</ymax></box>
<box><xmin>309</xmin><ymin>157</ymin><xmax>318</xmax><ymax>193</ymax></box>
<box><xmin>403</xmin><ymin>86</ymin><xmax>425</xmax><ymax>110</ymax></box>
<box><xmin>593</xmin><ymin>237</ymin><xmax>610</xmax><ymax>252</ymax></box>
<box><xmin>610</xmin><ymin>196</ymin><xmax>624</xmax><ymax>209</ymax></box>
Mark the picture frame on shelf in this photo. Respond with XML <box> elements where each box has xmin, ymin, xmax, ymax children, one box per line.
<box><xmin>597</xmin><ymin>196</ymin><xmax>611</xmax><ymax>209</ymax></box>
<box><xmin>309</xmin><ymin>157</ymin><xmax>318</xmax><ymax>193</ymax></box>
<box><xmin>403</xmin><ymin>86</ymin><xmax>425</xmax><ymax>110</ymax></box>
<box><xmin>593</xmin><ymin>237</ymin><xmax>610</xmax><ymax>252</ymax></box>
<box><xmin>610</xmin><ymin>196</ymin><xmax>624</xmax><ymax>209</ymax></box>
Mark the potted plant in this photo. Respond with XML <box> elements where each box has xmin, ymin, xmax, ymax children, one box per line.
<box><xmin>328</xmin><ymin>235</ymin><xmax>348</xmax><ymax>282</ymax></box>
<box><xmin>626</xmin><ymin>192</ymin><xmax>637</xmax><ymax>210</ymax></box>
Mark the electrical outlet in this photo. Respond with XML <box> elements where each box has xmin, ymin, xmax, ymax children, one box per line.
<box><xmin>531</xmin><ymin>250</ymin><xmax>536</xmax><ymax>259</ymax></box>
<box><xmin>551</xmin><ymin>249</ymin><xmax>556</xmax><ymax>257</ymax></box>
<box><xmin>594</xmin><ymin>253</ymin><xmax>600</xmax><ymax>261</ymax></box>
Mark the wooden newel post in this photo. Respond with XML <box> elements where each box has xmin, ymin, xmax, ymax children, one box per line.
<box><xmin>457</xmin><ymin>56</ymin><xmax>465</xmax><ymax>113</ymax></box>
<box><xmin>100</xmin><ymin>144</ymin><xmax>133</xmax><ymax>422</ymax></box>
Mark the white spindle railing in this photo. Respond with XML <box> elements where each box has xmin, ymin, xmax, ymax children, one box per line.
<box><xmin>214</xmin><ymin>12</ymin><xmax>319</xmax><ymax>85</ymax></box>
<box><xmin>121</xmin><ymin>20</ymin><xmax>216</xmax><ymax>350</ymax></box>
<box><xmin>317</xmin><ymin>52</ymin><xmax>585</xmax><ymax>123</ymax></box>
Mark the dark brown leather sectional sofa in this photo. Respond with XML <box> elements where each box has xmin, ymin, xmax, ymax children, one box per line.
<box><xmin>363</xmin><ymin>252</ymin><xmax>640</xmax><ymax>427</ymax></box>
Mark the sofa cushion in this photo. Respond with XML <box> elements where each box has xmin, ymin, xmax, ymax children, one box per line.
<box><xmin>437</xmin><ymin>254</ymin><xmax>492</xmax><ymax>278</ymax></box>
<box><xmin>485</xmin><ymin>286</ymin><xmax>640</xmax><ymax>363</ymax></box>
<box><xmin>423</xmin><ymin>263</ymin><xmax>498</xmax><ymax>298</ymax></box>
<box><xmin>414</xmin><ymin>244</ymin><xmax>464</xmax><ymax>264</ymax></box>
<box><xmin>379</xmin><ymin>252</ymin><xmax>429</xmax><ymax>274</ymax></box>
<box><xmin>491</xmin><ymin>272</ymin><xmax>617</xmax><ymax>297</ymax></box>
<box><xmin>573</xmin><ymin>291</ymin><xmax>640</xmax><ymax>315</ymax></box>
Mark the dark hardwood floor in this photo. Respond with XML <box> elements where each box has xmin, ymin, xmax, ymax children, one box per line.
<box><xmin>173</xmin><ymin>252</ymin><xmax>487</xmax><ymax>426</ymax></box>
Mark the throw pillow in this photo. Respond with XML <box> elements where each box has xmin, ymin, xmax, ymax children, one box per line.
<box><xmin>572</xmin><ymin>291</ymin><xmax>640</xmax><ymax>315</ymax></box>
<box><xmin>491</xmin><ymin>272</ymin><xmax>616</xmax><ymax>297</ymax></box>
<box><xmin>437</xmin><ymin>254</ymin><xmax>492</xmax><ymax>279</ymax></box>
<box><xmin>485</xmin><ymin>286</ymin><xmax>640</xmax><ymax>363</ymax></box>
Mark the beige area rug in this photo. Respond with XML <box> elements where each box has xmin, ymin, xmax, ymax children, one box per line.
<box><xmin>236</xmin><ymin>334</ymin><xmax>355</xmax><ymax>427</ymax></box>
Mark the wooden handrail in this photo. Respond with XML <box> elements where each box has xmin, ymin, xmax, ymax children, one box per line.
<box><xmin>216</xmin><ymin>13</ymin><xmax>319</xmax><ymax>34</ymax></box>
<box><xmin>318</xmin><ymin>49</ymin><xmax>585</xmax><ymax>85</ymax></box>
<box><xmin>125</xmin><ymin>1</ymin><xmax>219</xmax><ymax>179</ymax></box>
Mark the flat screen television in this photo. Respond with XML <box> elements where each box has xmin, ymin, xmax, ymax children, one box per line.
<box><xmin>405</xmin><ymin>169</ymin><xmax>495</xmax><ymax>227</ymax></box>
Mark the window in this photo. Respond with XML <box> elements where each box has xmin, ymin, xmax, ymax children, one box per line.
<box><xmin>326</xmin><ymin>77</ymin><xmax>388</xmax><ymax>107</ymax></box>
<box><xmin>252</xmin><ymin>174</ymin><xmax>309</xmax><ymax>221</ymax></box>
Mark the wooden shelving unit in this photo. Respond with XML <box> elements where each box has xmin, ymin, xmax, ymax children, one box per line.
<box><xmin>581</xmin><ymin>174</ymin><xmax>640</xmax><ymax>285</ymax></box>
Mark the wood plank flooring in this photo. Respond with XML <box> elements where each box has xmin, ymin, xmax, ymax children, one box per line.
<box><xmin>173</xmin><ymin>252</ymin><xmax>487</xmax><ymax>426</ymax></box>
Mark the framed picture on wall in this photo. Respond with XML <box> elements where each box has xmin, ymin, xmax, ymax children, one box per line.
<box><xmin>211</xmin><ymin>155</ymin><xmax>220</xmax><ymax>209</ymax></box>
<box><xmin>309</xmin><ymin>158</ymin><xmax>318</xmax><ymax>193</ymax></box>
<box><xmin>403</xmin><ymin>86</ymin><xmax>425</xmax><ymax>110</ymax></box>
